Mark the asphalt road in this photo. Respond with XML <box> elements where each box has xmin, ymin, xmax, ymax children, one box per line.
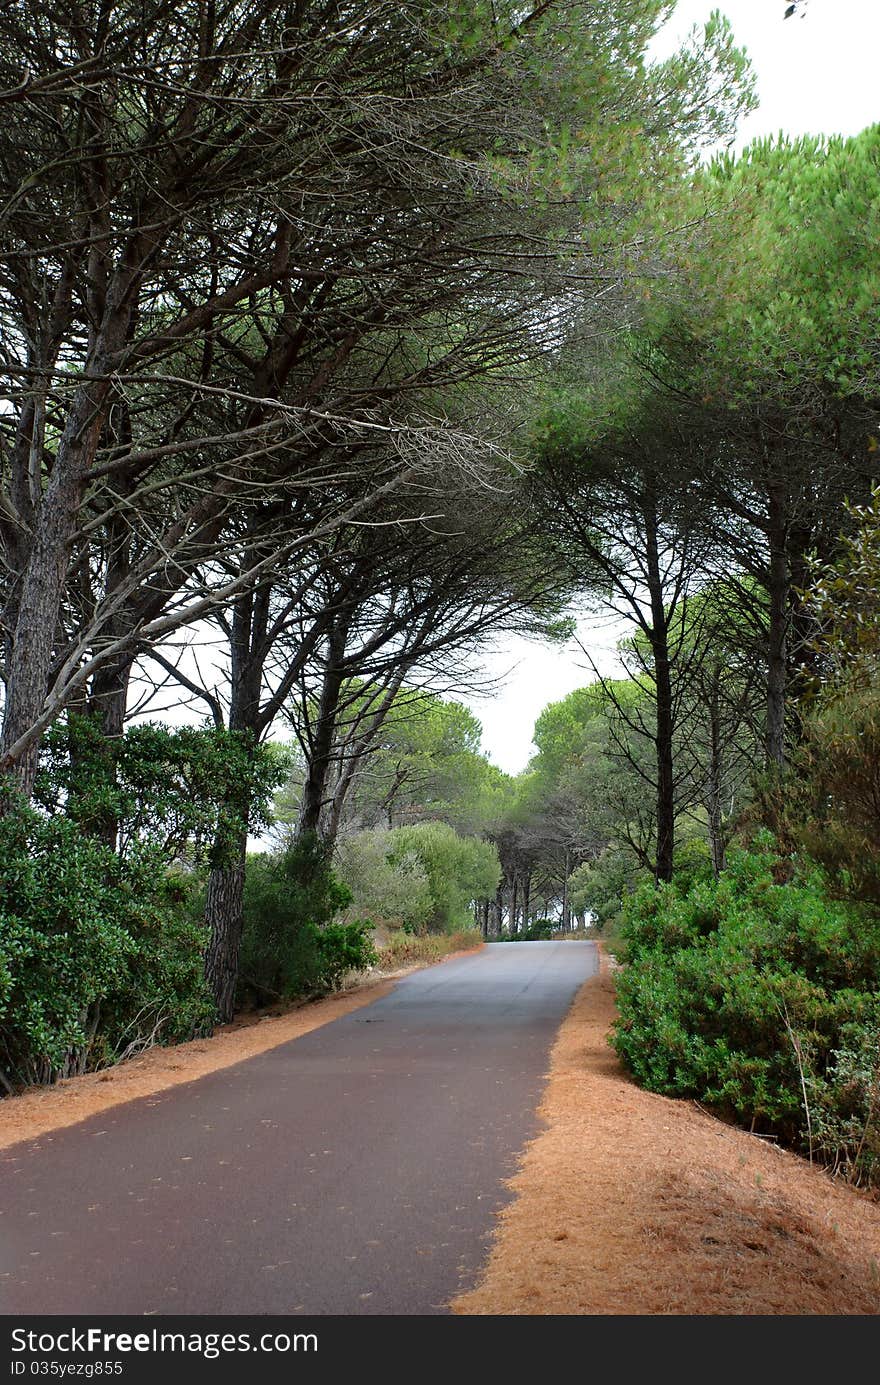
<box><xmin>0</xmin><ymin>940</ymin><xmax>597</xmax><ymax>1316</ymax></box>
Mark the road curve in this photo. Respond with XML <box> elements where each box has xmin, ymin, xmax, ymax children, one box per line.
<box><xmin>0</xmin><ymin>940</ymin><xmax>597</xmax><ymax>1315</ymax></box>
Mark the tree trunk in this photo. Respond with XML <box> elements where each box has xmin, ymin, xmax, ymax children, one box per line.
<box><xmin>203</xmin><ymin>829</ymin><xmax>249</xmax><ymax>1024</ymax></box>
<box><xmin>522</xmin><ymin>871</ymin><xmax>531</xmax><ymax>928</ymax></box>
<box><xmin>765</xmin><ymin>483</ymin><xmax>789</xmax><ymax>769</ymax></box>
<box><xmin>644</xmin><ymin>487</ymin><xmax>675</xmax><ymax>884</ymax></box>
<box><xmin>706</xmin><ymin>693</ymin><xmax>726</xmax><ymax>876</ymax></box>
<box><xmin>510</xmin><ymin>875</ymin><xmax>519</xmax><ymax>935</ymax></box>
<box><xmin>297</xmin><ymin>616</ymin><xmax>350</xmax><ymax>841</ymax></box>
<box><xmin>203</xmin><ymin>582</ymin><xmax>268</xmax><ymax>1021</ymax></box>
<box><xmin>0</xmin><ymin>255</ymin><xmax>144</xmax><ymax>797</ymax></box>
<box><xmin>84</xmin><ymin>652</ymin><xmax>137</xmax><ymax>850</ymax></box>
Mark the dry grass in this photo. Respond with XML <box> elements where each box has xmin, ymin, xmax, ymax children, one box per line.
<box><xmin>451</xmin><ymin>946</ymin><xmax>880</xmax><ymax>1316</ymax></box>
<box><xmin>375</xmin><ymin>928</ymin><xmax>483</xmax><ymax>969</ymax></box>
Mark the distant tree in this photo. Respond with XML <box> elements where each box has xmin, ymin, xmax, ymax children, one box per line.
<box><xmin>333</xmin><ymin>831</ymin><xmax>434</xmax><ymax>935</ymax></box>
<box><xmin>384</xmin><ymin>822</ymin><xmax>501</xmax><ymax>933</ymax></box>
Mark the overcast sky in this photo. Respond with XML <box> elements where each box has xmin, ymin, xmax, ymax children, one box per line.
<box><xmin>464</xmin><ymin>0</ymin><xmax>880</xmax><ymax>776</ymax></box>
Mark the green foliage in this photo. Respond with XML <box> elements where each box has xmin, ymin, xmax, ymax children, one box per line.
<box><xmin>670</xmin><ymin>836</ymin><xmax>715</xmax><ymax>890</ymax></box>
<box><xmin>0</xmin><ymin>719</ymin><xmax>288</xmax><ymax>1086</ymax></box>
<box><xmin>313</xmin><ymin>920</ymin><xmax>379</xmax><ymax>992</ymax></box>
<box><xmin>569</xmin><ymin>847</ymin><xmax>647</xmax><ymax>927</ymax></box>
<box><xmin>37</xmin><ymin>716</ymin><xmax>283</xmax><ymax>862</ymax></box>
<box><xmin>238</xmin><ymin>838</ymin><xmax>376</xmax><ymax>1004</ymax></box>
<box><xmin>0</xmin><ymin>791</ymin><xmax>211</xmax><ymax>1087</ymax></box>
<box><xmin>386</xmin><ymin>821</ymin><xmax>501</xmax><ymax>932</ymax></box>
<box><xmin>612</xmin><ymin>838</ymin><xmax>880</xmax><ymax>1180</ymax></box>
<box><xmin>277</xmin><ymin>685</ymin><xmax>506</xmax><ymax>839</ymax></box>
<box><xmin>789</xmin><ymin>689</ymin><xmax>880</xmax><ymax>904</ymax></box>
<box><xmin>697</xmin><ymin>129</ymin><xmax>880</xmax><ymax>402</ymax></box>
<box><xmin>334</xmin><ymin>829</ymin><xmax>433</xmax><ymax>933</ymax></box>
<box><xmin>802</xmin><ymin>1007</ymin><xmax>880</xmax><ymax>1184</ymax></box>
<box><xmin>500</xmin><ymin>918</ymin><xmax>555</xmax><ymax>941</ymax></box>
<box><xmin>803</xmin><ymin>486</ymin><xmax>880</xmax><ymax>692</ymax></box>
<box><xmin>758</xmin><ymin>494</ymin><xmax>880</xmax><ymax>904</ymax></box>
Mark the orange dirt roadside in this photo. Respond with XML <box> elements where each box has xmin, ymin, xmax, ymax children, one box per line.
<box><xmin>451</xmin><ymin>945</ymin><xmax>880</xmax><ymax>1316</ymax></box>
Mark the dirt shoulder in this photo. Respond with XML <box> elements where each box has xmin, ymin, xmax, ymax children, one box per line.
<box><xmin>0</xmin><ymin>956</ymin><xmax>466</xmax><ymax>1152</ymax></box>
<box><xmin>451</xmin><ymin>945</ymin><xmax>880</xmax><ymax>1316</ymax></box>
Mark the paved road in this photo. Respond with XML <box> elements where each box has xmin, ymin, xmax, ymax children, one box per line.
<box><xmin>0</xmin><ymin>941</ymin><xmax>597</xmax><ymax>1315</ymax></box>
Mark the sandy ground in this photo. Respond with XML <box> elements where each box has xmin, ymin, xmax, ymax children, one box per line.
<box><xmin>450</xmin><ymin>946</ymin><xmax>880</xmax><ymax>1316</ymax></box>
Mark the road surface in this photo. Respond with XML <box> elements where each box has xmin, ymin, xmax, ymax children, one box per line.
<box><xmin>0</xmin><ymin>940</ymin><xmax>597</xmax><ymax>1315</ymax></box>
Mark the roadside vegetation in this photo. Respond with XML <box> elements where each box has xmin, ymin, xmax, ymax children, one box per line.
<box><xmin>2</xmin><ymin>0</ymin><xmax>880</xmax><ymax>1197</ymax></box>
<box><xmin>1</xmin><ymin>0</ymin><xmax>752</xmax><ymax>1090</ymax></box>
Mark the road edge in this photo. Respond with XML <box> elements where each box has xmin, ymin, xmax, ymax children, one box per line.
<box><xmin>0</xmin><ymin>944</ymin><xmax>485</xmax><ymax>1150</ymax></box>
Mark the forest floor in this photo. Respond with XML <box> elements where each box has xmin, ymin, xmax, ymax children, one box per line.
<box><xmin>451</xmin><ymin>945</ymin><xmax>880</xmax><ymax>1316</ymax></box>
<box><xmin>4</xmin><ymin>941</ymin><xmax>880</xmax><ymax>1314</ymax></box>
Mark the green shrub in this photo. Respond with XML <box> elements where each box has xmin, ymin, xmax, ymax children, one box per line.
<box><xmin>333</xmin><ymin>830</ymin><xmax>433</xmax><ymax>933</ymax></box>
<box><xmin>386</xmin><ymin>821</ymin><xmax>501</xmax><ymax>932</ymax></box>
<box><xmin>314</xmin><ymin>920</ymin><xmax>378</xmax><ymax>991</ymax></box>
<box><xmin>525</xmin><ymin>918</ymin><xmax>555</xmax><ymax>939</ymax></box>
<box><xmin>98</xmin><ymin>870</ymin><xmax>213</xmax><ymax>1063</ymax></box>
<box><xmin>238</xmin><ymin>837</ymin><xmax>376</xmax><ymax>1004</ymax></box>
<box><xmin>501</xmin><ymin>918</ymin><xmax>555</xmax><ymax>941</ymax></box>
<box><xmin>0</xmin><ymin>795</ymin><xmax>211</xmax><ymax>1087</ymax></box>
<box><xmin>803</xmin><ymin>1006</ymin><xmax>880</xmax><ymax>1184</ymax></box>
<box><xmin>612</xmin><ymin>836</ymin><xmax>880</xmax><ymax>1177</ymax></box>
<box><xmin>671</xmin><ymin>836</ymin><xmax>715</xmax><ymax>889</ymax></box>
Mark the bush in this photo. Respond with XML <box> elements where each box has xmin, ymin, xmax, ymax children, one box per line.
<box><xmin>0</xmin><ymin>795</ymin><xmax>211</xmax><ymax>1088</ymax></box>
<box><xmin>333</xmin><ymin>830</ymin><xmax>433</xmax><ymax>933</ymax></box>
<box><xmin>803</xmin><ymin>1006</ymin><xmax>880</xmax><ymax>1184</ymax></box>
<box><xmin>501</xmin><ymin>918</ymin><xmax>555</xmax><ymax>941</ymax></box>
<box><xmin>376</xmin><ymin>928</ymin><xmax>482</xmax><ymax>969</ymax></box>
<box><xmin>612</xmin><ymin>835</ymin><xmax>880</xmax><ymax>1178</ymax></box>
<box><xmin>98</xmin><ymin>870</ymin><xmax>213</xmax><ymax>1064</ymax></box>
<box><xmin>671</xmin><ymin>836</ymin><xmax>715</xmax><ymax>890</ymax></box>
<box><xmin>386</xmin><ymin>821</ymin><xmax>500</xmax><ymax>932</ymax></box>
<box><xmin>238</xmin><ymin>838</ymin><xmax>376</xmax><ymax>1004</ymax></box>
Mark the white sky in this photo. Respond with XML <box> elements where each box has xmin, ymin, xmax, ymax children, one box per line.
<box><xmin>465</xmin><ymin>0</ymin><xmax>880</xmax><ymax>776</ymax></box>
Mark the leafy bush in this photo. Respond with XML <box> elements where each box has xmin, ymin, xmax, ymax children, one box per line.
<box><xmin>612</xmin><ymin>836</ymin><xmax>880</xmax><ymax>1178</ymax></box>
<box><xmin>0</xmin><ymin>715</ymin><xmax>285</xmax><ymax>1089</ymax></box>
<box><xmin>314</xmin><ymin>920</ymin><xmax>378</xmax><ymax>991</ymax></box>
<box><xmin>386</xmin><ymin>821</ymin><xmax>501</xmax><ymax>932</ymax></box>
<box><xmin>803</xmin><ymin>1006</ymin><xmax>880</xmax><ymax>1184</ymax></box>
<box><xmin>671</xmin><ymin>836</ymin><xmax>715</xmax><ymax>889</ymax></box>
<box><xmin>238</xmin><ymin>837</ymin><xmax>376</xmax><ymax>1003</ymax></box>
<box><xmin>0</xmin><ymin>794</ymin><xmax>211</xmax><ymax>1088</ymax></box>
<box><xmin>501</xmin><ymin>918</ymin><xmax>555</xmax><ymax>941</ymax></box>
<box><xmin>333</xmin><ymin>830</ymin><xmax>433</xmax><ymax>933</ymax></box>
